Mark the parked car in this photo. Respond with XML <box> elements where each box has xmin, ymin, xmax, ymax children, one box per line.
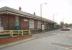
<box><xmin>61</xmin><ymin>27</ymin><xmax>71</xmax><ymax>31</ymax></box>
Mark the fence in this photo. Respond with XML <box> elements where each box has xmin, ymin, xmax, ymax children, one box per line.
<box><xmin>0</xmin><ymin>30</ymin><xmax>31</xmax><ymax>37</ymax></box>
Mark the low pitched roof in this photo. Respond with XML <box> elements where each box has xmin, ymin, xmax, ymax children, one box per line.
<box><xmin>0</xmin><ymin>6</ymin><xmax>55</xmax><ymax>23</ymax></box>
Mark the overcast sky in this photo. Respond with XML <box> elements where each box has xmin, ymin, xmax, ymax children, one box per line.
<box><xmin>0</xmin><ymin>0</ymin><xmax>72</xmax><ymax>24</ymax></box>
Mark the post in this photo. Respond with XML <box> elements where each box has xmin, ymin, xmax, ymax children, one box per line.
<box><xmin>40</xmin><ymin>3</ymin><xmax>47</xmax><ymax>31</ymax></box>
<box><xmin>10</xmin><ymin>30</ymin><xmax>14</xmax><ymax>37</ymax></box>
<box><xmin>40</xmin><ymin>4</ymin><xmax>42</xmax><ymax>17</ymax></box>
<box><xmin>22</xmin><ymin>30</ymin><xmax>24</xmax><ymax>36</ymax></box>
<box><xmin>40</xmin><ymin>2</ymin><xmax>47</xmax><ymax>17</ymax></box>
<box><xmin>28</xmin><ymin>30</ymin><xmax>31</xmax><ymax>35</ymax></box>
<box><xmin>40</xmin><ymin>4</ymin><xmax>42</xmax><ymax>31</ymax></box>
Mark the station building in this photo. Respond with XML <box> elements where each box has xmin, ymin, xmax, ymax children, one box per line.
<box><xmin>0</xmin><ymin>6</ymin><xmax>55</xmax><ymax>34</ymax></box>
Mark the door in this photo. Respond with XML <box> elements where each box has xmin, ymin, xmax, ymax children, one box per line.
<box><xmin>20</xmin><ymin>18</ymin><xmax>28</xmax><ymax>30</ymax></box>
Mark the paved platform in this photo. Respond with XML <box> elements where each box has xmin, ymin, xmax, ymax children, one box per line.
<box><xmin>1</xmin><ymin>29</ymin><xmax>72</xmax><ymax>50</ymax></box>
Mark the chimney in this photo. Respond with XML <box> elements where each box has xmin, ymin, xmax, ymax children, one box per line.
<box><xmin>19</xmin><ymin>6</ymin><xmax>21</xmax><ymax>11</ymax></box>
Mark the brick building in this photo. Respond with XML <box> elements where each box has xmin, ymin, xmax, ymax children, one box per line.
<box><xmin>0</xmin><ymin>6</ymin><xmax>55</xmax><ymax>33</ymax></box>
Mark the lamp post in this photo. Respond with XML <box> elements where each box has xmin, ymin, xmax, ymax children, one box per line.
<box><xmin>40</xmin><ymin>2</ymin><xmax>47</xmax><ymax>17</ymax></box>
<box><xmin>40</xmin><ymin>2</ymin><xmax>47</xmax><ymax>31</ymax></box>
<box><xmin>40</xmin><ymin>4</ymin><xmax>42</xmax><ymax>18</ymax></box>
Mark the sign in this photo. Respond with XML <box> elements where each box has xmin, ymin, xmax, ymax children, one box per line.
<box><xmin>24</xmin><ymin>19</ymin><xmax>28</xmax><ymax>21</ymax></box>
<box><xmin>42</xmin><ymin>25</ymin><xmax>45</xmax><ymax>30</ymax></box>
